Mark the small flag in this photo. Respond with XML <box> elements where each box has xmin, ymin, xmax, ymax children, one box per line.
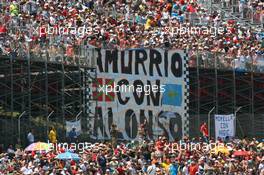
<box><xmin>93</xmin><ymin>78</ymin><xmax>115</xmax><ymax>102</ymax></box>
<box><xmin>162</xmin><ymin>84</ymin><xmax>182</xmax><ymax>106</ymax></box>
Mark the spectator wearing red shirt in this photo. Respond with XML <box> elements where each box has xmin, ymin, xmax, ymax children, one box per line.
<box><xmin>117</xmin><ymin>164</ymin><xmax>126</xmax><ymax>175</ymax></box>
<box><xmin>0</xmin><ymin>24</ymin><xmax>7</xmax><ymax>35</ymax></box>
<box><xmin>156</xmin><ymin>137</ymin><xmax>165</xmax><ymax>152</ymax></box>
<box><xmin>189</xmin><ymin>161</ymin><xmax>198</xmax><ymax>175</ymax></box>
<box><xmin>187</xmin><ymin>4</ymin><xmax>196</xmax><ymax>13</ymax></box>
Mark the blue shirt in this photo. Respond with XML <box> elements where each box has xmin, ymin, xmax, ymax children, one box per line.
<box><xmin>69</xmin><ymin>130</ymin><xmax>77</xmax><ymax>139</ymax></box>
<box><xmin>169</xmin><ymin>164</ymin><xmax>178</xmax><ymax>175</ymax></box>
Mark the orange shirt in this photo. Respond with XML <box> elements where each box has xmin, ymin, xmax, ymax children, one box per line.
<box><xmin>189</xmin><ymin>164</ymin><xmax>198</xmax><ymax>175</ymax></box>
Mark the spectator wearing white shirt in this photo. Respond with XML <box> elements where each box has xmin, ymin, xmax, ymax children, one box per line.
<box><xmin>20</xmin><ymin>164</ymin><xmax>33</xmax><ymax>175</ymax></box>
<box><xmin>7</xmin><ymin>144</ymin><xmax>15</xmax><ymax>159</ymax></box>
<box><xmin>147</xmin><ymin>162</ymin><xmax>157</xmax><ymax>175</ymax></box>
<box><xmin>27</xmin><ymin>129</ymin><xmax>34</xmax><ymax>145</ymax></box>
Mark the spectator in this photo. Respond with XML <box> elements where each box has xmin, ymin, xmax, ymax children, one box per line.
<box><xmin>68</xmin><ymin>127</ymin><xmax>78</xmax><ymax>143</ymax></box>
<box><xmin>48</xmin><ymin>126</ymin><xmax>57</xmax><ymax>144</ymax></box>
<box><xmin>27</xmin><ymin>129</ymin><xmax>34</xmax><ymax>145</ymax></box>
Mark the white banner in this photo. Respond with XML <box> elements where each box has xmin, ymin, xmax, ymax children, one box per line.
<box><xmin>214</xmin><ymin>114</ymin><xmax>235</xmax><ymax>139</ymax></box>
<box><xmin>66</xmin><ymin>120</ymin><xmax>81</xmax><ymax>137</ymax></box>
<box><xmin>87</xmin><ymin>49</ymin><xmax>189</xmax><ymax>141</ymax></box>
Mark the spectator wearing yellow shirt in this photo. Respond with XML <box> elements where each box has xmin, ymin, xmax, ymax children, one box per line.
<box><xmin>48</xmin><ymin>126</ymin><xmax>57</xmax><ymax>144</ymax></box>
<box><xmin>10</xmin><ymin>1</ymin><xmax>19</xmax><ymax>16</ymax></box>
<box><xmin>145</xmin><ymin>18</ymin><xmax>152</xmax><ymax>30</ymax></box>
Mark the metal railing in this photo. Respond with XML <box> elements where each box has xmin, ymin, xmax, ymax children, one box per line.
<box><xmin>188</xmin><ymin>51</ymin><xmax>264</xmax><ymax>73</ymax></box>
<box><xmin>0</xmin><ymin>43</ymin><xmax>263</xmax><ymax>72</ymax></box>
<box><xmin>0</xmin><ymin>39</ymin><xmax>96</xmax><ymax>68</ymax></box>
<box><xmin>210</xmin><ymin>0</ymin><xmax>263</xmax><ymax>28</ymax></box>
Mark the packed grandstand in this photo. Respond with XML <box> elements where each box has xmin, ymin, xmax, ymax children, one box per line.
<box><xmin>0</xmin><ymin>0</ymin><xmax>264</xmax><ymax>174</ymax></box>
<box><xmin>0</xmin><ymin>0</ymin><xmax>263</xmax><ymax>62</ymax></box>
<box><xmin>0</xmin><ymin>137</ymin><xmax>264</xmax><ymax>174</ymax></box>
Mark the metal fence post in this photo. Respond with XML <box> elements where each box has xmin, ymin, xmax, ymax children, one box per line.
<box><xmin>208</xmin><ymin>106</ymin><xmax>215</xmax><ymax>139</ymax></box>
<box><xmin>196</xmin><ymin>51</ymin><xmax>201</xmax><ymax>138</ymax></box>
<box><xmin>46</xmin><ymin>111</ymin><xmax>54</xmax><ymax>140</ymax></box>
<box><xmin>215</xmin><ymin>53</ymin><xmax>219</xmax><ymax>115</ymax></box>
<box><xmin>234</xmin><ymin>106</ymin><xmax>244</xmax><ymax>137</ymax></box>
<box><xmin>18</xmin><ymin>111</ymin><xmax>26</xmax><ymax>145</ymax></box>
<box><xmin>232</xmin><ymin>55</ymin><xmax>237</xmax><ymax>133</ymax></box>
<box><xmin>251</xmin><ymin>56</ymin><xmax>255</xmax><ymax>137</ymax></box>
<box><xmin>10</xmin><ymin>54</ymin><xmax>14</xmax><ymax>143</ymax></box>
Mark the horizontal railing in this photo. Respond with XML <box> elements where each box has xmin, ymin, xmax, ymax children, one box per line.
<box><xmin>0</xmin><ymin>46</ymin><xmax>263</xmax><ymax>72</ymax></box>
<box><xmin>188</xmin><ymin>50</ymin><xmax>264</xmax><ymax>73</ymax></box>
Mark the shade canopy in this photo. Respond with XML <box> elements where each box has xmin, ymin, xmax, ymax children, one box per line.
<box><xmin>55</xmin><ymin>152</ymin><xmax>80</xmax><ymax>160</ymax></box>
<box><xmin>25</xmin><ymin>142</ymin><xmax>50</xmax><ymax>152</ymax></box>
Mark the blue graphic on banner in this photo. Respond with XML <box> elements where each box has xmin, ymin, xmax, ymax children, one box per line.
<box><xmin>162</xmin><ymin>84</ymin><xmax>182</xmax><ymax>106</ymax></box>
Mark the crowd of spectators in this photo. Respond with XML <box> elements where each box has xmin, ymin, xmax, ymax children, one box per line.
<box><xmin>0</xmin><ymin>0</ymin><xmax>263</xmax><ymax>69</ymax></box>
<box><xmin>0</xmin><ymin>136</ymin><xmax>264</xmax><ymax>174</ymax></box>
<box><xmin>0</xmin><ymin>1</ymin><xmax>263</xmax><ymax>174</ymax></box>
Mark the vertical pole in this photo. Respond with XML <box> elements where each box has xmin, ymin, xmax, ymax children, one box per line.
<box><xmin>94</xmin><ymin>49</ymin><xmax>98</xmax><ymax>140</ymax></box>
<box><xmin>78</xmin><ymin>46</ymin><xmax>82</xmax><ymax>139</ymax></box>
<box><xmin>196</xmin><ymin>51</ymin><xmax>201</xmax><ymax>137</ymax></box>
<box><xmin>75</xmin><ymin>111</ymin><xmax>82</xmax><ymax>141</ymax></box>
<box><xmin>18</xmin><ymin>118</ymin><xmax>20</xmax><ymax>144</ymax></box>
<box><xmin>75</xmin><ymin>111</ymin><xmax>82</xmax><ymax>121</ymax></box>
<box><xmin>251</xmin><ymin>57</ymin><xmax>254</xmax><ymax>137</ymax></box>
<box><xmin>103</xmin><ymin>109</ymin><xmax>105</xmax><ymax>141</ymax></box>
<box><xmin>45</xmin><ymin>55</ymin><xmax>48</xmax><ymax>141</ymax></box>
<box><xmin>10</xmin><ymin>55</ymin><xmax>14</xmax><ymax>143</ymax></box>
<box><xmin>18</xmin><ymin>111</ymin><xmax>26</xmax><ymax>144</ymax></box>
<box><xmin>28</xmin><ymin>51</ymin><xmax>31</xmax><ymax>130</ymax></box>
<box><xmin>208</xmin><ymin>106</ymin><xmax>215</xmax><ymax>139</ymax></box>
<box><xmin>235</xmin><ymin>106</ymin><xmax>242</xmax><ymax>138</ymax></box>
<box><xmin>46</xmin><ymin>111</ymin><xmax>54</xmax><ymax>140</ymax></box>
<box><xmin>83</xmin><ymin>68</ymin><xmax>87</xmax><ymax>133</ymax></box>
<box><xmin>233</xmin><ymin>55</ymin><xmax>237</xmax><ymax>135</ymax></box>
<box><xmin>214</xmin><ymin>53</ymin><xmax>219</xmax><ymax>135</ymax></box>
<box><xmin>61</xmin><ymin>63</ymin><xmax>65</xmax><ymax>141</ymax></box>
